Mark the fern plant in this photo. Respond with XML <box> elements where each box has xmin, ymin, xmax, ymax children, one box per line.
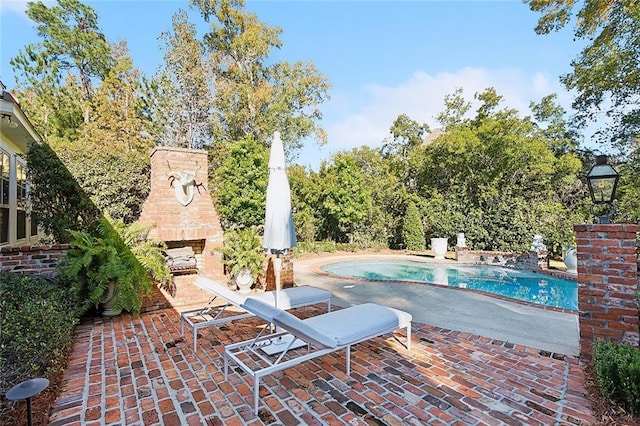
<box><xmin>61</xmin><ymin>217</ymin><xmax>171</xmax><ymax>315</ymax></box>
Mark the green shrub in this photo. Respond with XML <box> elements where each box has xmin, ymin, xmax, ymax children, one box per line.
<box><xmin>335</xmin><ymin>243</ymin><xmax>358</xmax><ymax>252</ymax></box>
<box><xmin>402</xmin><ymin>200</ymin><xmax>426</xmax><ymax>251</ymax></box>
<box><xmin>0</xmin><ymin>272</ymin><xmax>82</xmax><ymax>417</ymax></box>
<box><xmin>594</xmin><ymin>339</ymin><xmax>640</xmax><ymax>415</ymax></box>
<box><xmin>293</xmin><ymin>240</ymin><xmax>339</xmax><ymax>256</ymax></box>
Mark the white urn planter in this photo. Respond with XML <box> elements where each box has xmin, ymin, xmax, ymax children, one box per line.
<box><xmin>99</xmin><ymin>281</ymin><xmax>117</xmax><ymax>317</ymax></box>
<box><xmin>431</xmin><ymin>237</ymin><xmax>448</xmax><ymax>260</ymax></box>
<box><xmin>235</xmin><ymin>267</ymin><xmax>254</xmax><ymax>294</ymax></box>
<box><xmin>564</xmin><ymin>248</ymin><xmax>578</xmax><ymax>274</ymax></box>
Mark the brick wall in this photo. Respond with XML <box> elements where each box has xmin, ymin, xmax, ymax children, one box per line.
<box><xmin>575</xmin><ymin>223</ymin><xmax>639</xmax><ymax>362</ymax></box>
<box><xmin>0</xmin><ymin>244</ymin><xmax>69</xmax><ymax>275</ymax></box>
<box><xmin>264</xmin><ymin>254</ymin><xmax>295</xmax><ymax>291</ymax></box>
<box><xmin>138</xmin><ymin>147</ymin><xmax>225</xmax><ymax>281</ymax></box>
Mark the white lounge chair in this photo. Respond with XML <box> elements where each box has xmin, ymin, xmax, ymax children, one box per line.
<box><xmin>224</xmin><ymin>298</ymin><xmax>412</xmax><ymax>414</ymax></box>
<box><xmin>180</xmin><ymin>277</ymin><xmax>332</xmax><ymax>351</ymax></box>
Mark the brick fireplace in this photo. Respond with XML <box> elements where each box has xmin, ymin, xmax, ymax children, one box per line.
<box><xmin>138</xmin><ymin>147</ymin><xmax>224</xmax><ymax>282</ymax></box>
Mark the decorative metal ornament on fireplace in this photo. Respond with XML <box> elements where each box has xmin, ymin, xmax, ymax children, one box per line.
<box><xmin>167</xmin><ymin>162</ymin><xmax>201</xmax><ymax>206</ymax></box>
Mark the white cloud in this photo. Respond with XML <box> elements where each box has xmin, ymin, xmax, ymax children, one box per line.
<box><xmin>0</xmin><ymin>0</ymin><xmax>58</xmax><ymax>17</ymax></box>
<box><xmin>306</xmin><ymin>67</ymin><xmax>569</xmax><ymax>166</ymax></box>
<box><xmin>0</xmin><ymin>1</ymin><xmax>29</xmax><ymax>16</ymax></box>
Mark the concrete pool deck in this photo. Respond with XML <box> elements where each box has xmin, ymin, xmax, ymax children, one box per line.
<box><xmin>294</xmin><ymin>253</ymin><xmax>580</xmax><ymax>357</ymax></box>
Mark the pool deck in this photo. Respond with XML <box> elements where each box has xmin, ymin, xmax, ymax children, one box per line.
<box><xmin>295</xmin><ymin>254</ymin><xmax>580</xmax><ymax>357</ymax></box>
<box><xmin>46</xmin><ymin>253</ymin><xmax>595</xmax><ymax>425</ymax></box>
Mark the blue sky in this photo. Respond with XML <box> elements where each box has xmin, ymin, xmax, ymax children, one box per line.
<box><xmin>1</xmin><ymin>1</ymin><xmax>588</xmax><ymax>168</ymax></box>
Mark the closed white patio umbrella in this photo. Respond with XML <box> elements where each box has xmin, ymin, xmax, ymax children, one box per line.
<box><xmin>263</xmin><ymin>131</ymin><xmax>297</xmax><ymax>309</ymax></box>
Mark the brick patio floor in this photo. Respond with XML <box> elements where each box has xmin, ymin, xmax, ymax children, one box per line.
<box><xmin>47</xmin><ymin>304</ymin><xmax>596</xmax><ymax>426</ymax></box>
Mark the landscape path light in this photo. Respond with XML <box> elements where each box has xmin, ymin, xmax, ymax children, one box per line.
<box><xmin>6</xmin><ymin>377</ymin><xmax>49</xmax><ymax>426</ymax></box>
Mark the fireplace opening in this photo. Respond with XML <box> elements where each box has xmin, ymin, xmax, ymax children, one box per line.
<box><xmin>165</xmin><ymin>239</ymin><xmax>203</xmax><ymax>275</ymax></box>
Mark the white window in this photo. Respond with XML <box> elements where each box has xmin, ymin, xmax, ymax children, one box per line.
<box><xmin>16</xmin><ymin>160</ymin><xmax>27</xmax><ymax>240</ymax></box>
<box><xmin>0</xmin><ymin>149</ymin><xmax>9</xmax><ymax>244</ymax></box>
<box><xmin>0</xmin><ymin>147</ymin><xmax>39</xmax><ymax>246</ymax></box>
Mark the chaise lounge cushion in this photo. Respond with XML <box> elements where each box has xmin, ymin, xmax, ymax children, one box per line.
<box><xmin>226</xmin><ymin>299</ymin><xmax>412</xmax><ymax>414</ymax></box>
<box><xmin>194</xmin><ymin>277</ymin><xmax>246</xmax><ymax>305</ymax></box>
<box><xmin>251</xmin><ymin>286</ymin><xmax>330</xmax><ymax>307</ymax></box>
<box><xmin>259</xmin><ymin>300</ymin><xmax>412</xmax><ymax>348</ymax></box>
<box><xmin>242</xmin><ymin>298</ymin><xmax>337</xmax><ymax>348</ymax></box>
<box><xmin>300</xmin><ymin>303</ymin><xmax>406</xmax><ymax>346</ymax></box>
<box><xmin>184</xmin><ymin>278</ymin><xmax>332</xmax><ymax>352</ymax></box>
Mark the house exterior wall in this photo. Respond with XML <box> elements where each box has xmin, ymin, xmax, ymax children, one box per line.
<box><xmin>0</xmin><ymin>82</ymin><xmax>43</xmax><ymax>248</ymax></box>
<box><xmin>0</xmin><ymin>244</ymin><xmax>69</xmax><ymax>275</ymax></box>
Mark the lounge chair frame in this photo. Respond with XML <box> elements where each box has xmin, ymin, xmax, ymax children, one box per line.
<box><xmin>180</xmin><ymin>277</ymin><xmax>332</xmax><ymax>351</ymax></box>
<box><xmin>224</xmin><ymin>300</ymin><xmax>412</xmax><ymax>414</ymax></box>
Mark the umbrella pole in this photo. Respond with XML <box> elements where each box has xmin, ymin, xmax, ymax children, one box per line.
<box><xmin>274</xmin><ymin>254</ymin><xmax>282</xmax><ymax>309</ymax></box>
<box><xmin>273</xmin><ymin>254</ymin><xmax>283</xmax><ymax>340</ymax></box>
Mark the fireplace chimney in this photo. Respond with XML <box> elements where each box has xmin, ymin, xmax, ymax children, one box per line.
<box><xmin>138</xmin><ymin>147</ymin><xmax>224</xmax><ymax>279</ymax></box>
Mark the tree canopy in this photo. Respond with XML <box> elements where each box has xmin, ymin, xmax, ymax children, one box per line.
<box><xmin>14</xmin><ymin>0</ymin><xmax>637</xmax><ymax>253</ymax></box>
<box><xmin>525</xmin><ymin>0</ymin><xmax>640</xmax><ymax>152</ymax></box>
<box><xmin>181</xmin><ymin>0</ymin><xmax>331</xmax><ymax>155</ymax></box>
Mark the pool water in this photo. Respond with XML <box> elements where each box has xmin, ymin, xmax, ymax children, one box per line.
<box><xmin>321</xmin><ymin>258</ymin><xmax>578</xmax><ymax>310</ymax></box>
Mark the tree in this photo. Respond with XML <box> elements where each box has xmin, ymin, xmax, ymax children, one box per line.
<box><xmin>401</xmin><ymin>199</ymin><xmax>425</xmax><ymax>251</ymax></box>
<box><xmin>288</xmin><ymin>165</ymin><xmax>320</xmax><ymax>243</ymax></box>
<box><xmin>212</xmin><ymin>136</ymin><xmax>269</xmax><ymax>230</ymax></box>
<box><xmin>27</xmin><ymin>142</ymin><xmax>101</xmax><ymax>242</ymax></box>
<box><xmin>435</xmin><ymin>87</ymin><xmax>472</xmax><ymax>130</ymax></box>
<box><xmin>530</xmin><ymin>94</ymin><xmax>579</xmax><ymax>155</ymax></box>
<box><xmin>81</xmin><ymin>42</ymin><xmax>155</xmax><ymax>155</ymax></box>
<box><xmin>14</xmin><ymin>2</ymin><xmax>155</xmax><ymax>235</ymax></box>
<box><xmin>525</xmin><ymin>0</ymin><xmax>640</xmax><ymax>151</ymax></box>
<box><xmin>382</xmin><ymin>114</ymin><xmax>429</xmax><ymax>190</ymax></box>
<box><xmin>419</xmin><ymin>87</ymin><xmax>586</xmax><ymax>252</ymax></box>
<box><xmin>347</xmin><ymin>146</ymin><xmax>405</xmax><ymax>248</ymax></box>
<box><xmin>190</xmin><ymin>0</ymin><xmax>331</xmax><ymax>155</ymax></box>
<box><xmin>11</xmin><ymin>0</ymin><xmax>113</xmax><ymax>125</ymax></box>
<box><xmin>317</xmin><ymin>153</ymin><xmax>372</xmax><ymax>243</ymax></box>
<box><xmin>152</xmin><ymin>10</ymin><xmax>213</xmax><ymax>149</ymax></box>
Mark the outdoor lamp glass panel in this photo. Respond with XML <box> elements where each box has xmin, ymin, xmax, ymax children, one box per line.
<box><xmin>586</xmin><ymin>155</ymin><xmax>619</xmax><ymax>204</ymax></box>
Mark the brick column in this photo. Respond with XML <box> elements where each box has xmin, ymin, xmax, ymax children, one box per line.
<box><xmin>575</xmin><ymin>223</ymin><xmax>639</xmax><ymax>362</ymax></box>
<box><xmin>264</xmin><ymin>253</ymin><xmax>294</xmax><ymax>291</ymax></box>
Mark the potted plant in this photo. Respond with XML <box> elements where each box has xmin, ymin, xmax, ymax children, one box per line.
<box><xmin>221</xmin><ymin>228</ymin><xmax>265</xmax><ymax>293</ymax></box>
<box><xmin>61</xmin><ymin>217</ymin><xmax>172</xmax><ymax>316</ymax></box>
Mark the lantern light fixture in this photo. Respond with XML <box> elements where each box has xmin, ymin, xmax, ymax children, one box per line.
<box><xmin>586</xmin><ymin>155</ymin><xmax>619</xmax><ymax>223</ymax></box>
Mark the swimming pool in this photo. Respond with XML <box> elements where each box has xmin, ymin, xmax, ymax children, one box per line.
<box><xmin>320</xmin><ymin>258</ymin><xmax>578</xmax><ymax>310</ymax></box>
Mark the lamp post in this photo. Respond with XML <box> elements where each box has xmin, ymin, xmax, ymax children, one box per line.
<box><xmin>586</xmin><ymin>155</ymin><xmax>620</xmax><ymax>224</ymax></box>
